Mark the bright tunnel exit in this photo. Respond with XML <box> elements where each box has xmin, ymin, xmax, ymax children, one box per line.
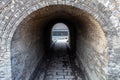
<box><xmin>51</xmin><ymin>23</ymin><xmax>70</xmax><ymax>45</ymax></box>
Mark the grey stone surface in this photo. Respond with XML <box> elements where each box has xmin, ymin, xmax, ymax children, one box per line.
<box><xmin>0</xmin><ymin>0</ymin><xmax>120</xmax><ymax>80</ymax></box>
<box><xmin>11</xmin><ymin>18</ymin><xmax>44</xmax><ymax>80</ymax></box>
<box><xmin>43</xmin><ymin>42</ymin><xmax>82</xmax><ymax>80</ymax></box>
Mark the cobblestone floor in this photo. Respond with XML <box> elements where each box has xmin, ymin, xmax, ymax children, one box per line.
<box><xmin>44</xmin><ymin>53</ymin><xmax>75</xmax><ymax>80</ymax></box>
<box><xmin>36</xmin><ymin>41</ymin><xmax>83</xmax><ymax>80</ymax></box>
<box><xmin>44</xmin><ymin>42</ymin><xmax>77</xmax><ymax>80</ymax></box>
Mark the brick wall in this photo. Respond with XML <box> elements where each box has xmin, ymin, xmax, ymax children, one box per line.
<box><xmin>0</xmin><ymin>0</ymin><xmax>120</xmax><ymax>80</ymax></box>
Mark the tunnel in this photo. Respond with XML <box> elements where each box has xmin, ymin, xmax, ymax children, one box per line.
<box><xmin>11</xmin><ymin>5</ymin><xmax>107</xmax><ymax>80</ymax></box>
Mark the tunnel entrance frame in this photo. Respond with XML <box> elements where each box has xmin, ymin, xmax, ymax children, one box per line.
<box><xmin>0</xmin><ymin>1</ymin><xmax>111</xmax><ymax>80</ymax></box>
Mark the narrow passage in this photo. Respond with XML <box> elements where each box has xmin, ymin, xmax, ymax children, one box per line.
<box><xmin>43</xmin><ymin>41</ymin><xmax>82</xmax><ymax>80</ymax></box>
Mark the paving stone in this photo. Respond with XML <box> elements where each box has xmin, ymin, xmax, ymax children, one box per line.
<box><xmin>44</xmin><ymin>42</ymin><xmax>82</xmax><ymax>80</ymax></box>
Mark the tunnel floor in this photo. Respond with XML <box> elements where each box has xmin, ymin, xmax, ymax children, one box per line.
<box><xmin>35</xmin><ymin>41</ymin><xmax>84</xmax><ymax>80</ymax></box>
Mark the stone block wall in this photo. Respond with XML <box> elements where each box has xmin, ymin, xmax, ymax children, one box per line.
<box><xmin>11</xmin><ymin>16</ymin><xmax>45</xmax><ymax>79</ymax></box>
<box><xmin>0</xmin><ymin>0</ymin><xmax>120</xmax><ymax>80</ymax></box>
<box><xmin>75</xmin><ymin>12</ymin><xmax>108</xmax><ymax>80</ymax></box>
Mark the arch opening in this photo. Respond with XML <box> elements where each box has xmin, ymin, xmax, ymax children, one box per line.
<box><xmin>11</xmin><ymin>5</ymin><xmax>107</xmax><ymax>80</ymax></box>
<box><xmin>51</xmin><ymin>23</ymin><xmax>70</xmax><ymax>44</ymax></box>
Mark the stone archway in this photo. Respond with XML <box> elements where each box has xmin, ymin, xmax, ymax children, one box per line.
<box><xmin>3</xmin><ymin>0</ymin><xmax>120</xmax><ymax>80</ymax></box>
<box><xmin>10</xmin><ymin>5</ymin><xmax>108</xmax><ymax>80</ymax></box>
